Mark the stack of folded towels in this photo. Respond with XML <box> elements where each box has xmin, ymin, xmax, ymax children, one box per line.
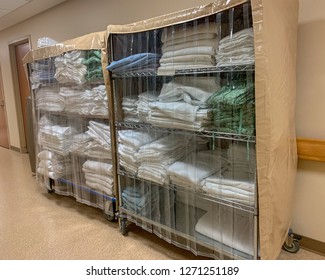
<box><xmin>35</xmin><ymin>86</ymin><xmax>65</xmax><ymax>112</ymax></box>
<box><xmin>82</xmin><ymin>160</ymin><xmax>114</xmax><ymax>196</ymax></box>
<box><xmin>168</xmin><ymin>150</ymin><xmax>228</xmax><ymax>190</ymax></box>
<box><xmin>59</xmin><ymin>85</ymin><xmax>108</xmax><ymax>116</ymax></box>
<box><xmin>216</xmin><ymin>28</ymin><xmax>254</xmax><ymax>67</ymax></box>
<box><xmin>37</xmin><ymin>149</ymin><xmax>72</xmax><ymax>180</ymax></box>
<box><xmin>117</xmin><ymin>130</ymin><xmax>166</xmax><ymax>174</ymax></box>
<box><xmin>54</xmin><ymin>50</ymin><xmax>87</xmax><ymax>85</ymax></box>
<box><xmin>158</xmin><ymin>22</ymin><xmax>219</xmax><ymax>75</ymax></box>
<box><xmin>200</xmin><ymin>142</ymin><xmax>256</xmax><ymax>206</ymax></box>
<box><xmin>69</xmin><ymin>133</ymin><xmax>93</xmax><ymax>156</ymax></box>
<box><xmin>137</xmin><ymin>91</ymin><xmax>159</xmax><ymax>122</ymax></box>
<box><xmin>146</xmin><ymin>76</ymin><xmax>219</xmax><ymax>131</ymax></box>
<box><xmin>122</xmin><ymin>97</ymin><xmax>139</xmax><ymax>122</ymax></box>
<box><xmin>136</xmin><ymin>134</ymin><xmax>206</xmax><ymax>185</ymax></box>
<box><xmin>84</xmin><ymin>121</ymin><xmax>111</xmax><ymax>160</ymax></box>
<box><xmin>38</xmin><ymin>124</ymin><xmax>76</xmax><ymax>156</ymax></box>
<box><xmin>30</xmin><ymin>58</ymin><xmax>56</xmax><ymax>89</ymax></box>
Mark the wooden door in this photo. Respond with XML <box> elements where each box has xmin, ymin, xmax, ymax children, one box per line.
<box><xmin>0</xmin><ymin>69</ymin><xmax>9</xmax><ymax>149</ymax></box>
<box><xmin>14</xmin><ymin>41</ymin><xmax>30</xmax><ymax>148</ymax></box>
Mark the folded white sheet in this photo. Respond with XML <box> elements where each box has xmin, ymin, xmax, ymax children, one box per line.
<box><xmin>161</xmin><ymin>22</ymin><xmax>219</xmax><ymax>42</ymax></box>
<box><xmin>148</xmin><ymin>101</ymin><xmax>199</xmax><ymax>122</ymax></box>
<box><xmin>85</xmin><ymin>180</ymin><xmax>113</xmax><ymax>195</ymax></box>
<box><xmin>201</xmin><ymin>176</ymin><xmax>255</xmax><ymax>206</ymax></box>
<box><xmin>162</xmin><ymin>38</ymin><xmax>218</xmax><ymax>53</ymax></box>
<box><xmin>163</xmin><ymin>33</ymin><xmax>217</xmax><ymax>48</ymax></box>
<box><xmin>168</xmin><ymin>150</ymin><xmax>227</xmax><ymax>189</ymax></box>
<box><xmin>85</xmin><ymin>173</ymin><xmax>113</xmax><ymax>186</ymax></box>
<box><xmin>82</xmin><ymin>160</ymin><xmax>113</xmax><ymax>176</ymax></box>
<box><xmin>195</xmin><ymin>206</ymin><xmax>254</xmax><ymax>256</ymax></box>
<box><xmin>118</xmin><ymin>130</ymin><xmax>165</xmax><ymax>149</ymax></box>
<box><xmin>161</xmin><ymin>46</ymin><xmax>216</xmax><ymax>59</ymax></box>
<box><xmin>158</xmin><ymin>76</ymin><xmax>219</xmax><ymax>105</ymax></box>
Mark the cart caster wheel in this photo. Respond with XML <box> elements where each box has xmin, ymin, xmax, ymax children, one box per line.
<box><xmin>120</xmin><ymin>219</ymin><xmax>127</xmax><ymax>235</ymax></box>
<box><xmin>104</xmin><ymin>213</ymin><xmax>115</xmax><ymax>222</ymax></box>
<box><xmin>282</xmin><ymin>239</ymin><xmax>300</xmax><ymax>253</ymax></box>
<box><xmin>47</xmin><ymin>189</ymin><xmax>53</xmax><ymax>193</ymax></box>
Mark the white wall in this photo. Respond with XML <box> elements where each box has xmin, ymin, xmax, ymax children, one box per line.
<box><xmin>291</xmin><ymin>0</ymin><xmax>325</xmax><ymax>243</ymax></box>
<box><xmin>0</xmin><ymin>0</ymin><xmax>324</xmax><ymax>244</ymax></box>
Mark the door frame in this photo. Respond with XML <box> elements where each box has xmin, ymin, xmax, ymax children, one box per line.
<box><xmin>8</xmin><ymin>35</ymin><xmax>31</xmax><ymax>153</ymax></box>
<box><xmin>0</xmin><ymin>64</ymin><xmax>10</xmax><ymax>149</ymax></box>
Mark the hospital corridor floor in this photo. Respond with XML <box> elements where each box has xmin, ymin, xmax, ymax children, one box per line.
<box><xmin>0</xmin><ymin>147</ymin><xmax>324</xmax><ymax>260</ymax></box>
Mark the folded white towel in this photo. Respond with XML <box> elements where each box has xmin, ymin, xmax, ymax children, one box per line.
<box><xmin>82</xmin><ymin>160</ymin><xmax>113</xmax><ymax>176</ymax></box>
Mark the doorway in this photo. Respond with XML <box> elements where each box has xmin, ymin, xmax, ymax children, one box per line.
<box><xmin>0</xmin><ymin>65</ymin><xmax>9</xmax><ymax>149</ymax></box>
<box><xmin>9</xmin><ymin>37</ymin><xmax>31</xmax><ymax>153</ymax></box>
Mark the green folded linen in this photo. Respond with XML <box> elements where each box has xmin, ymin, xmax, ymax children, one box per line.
<box><xmin>207</xmin><ymin>82</ymin><xmax>255</xmax><ymax>135</ymax></box>
<box><xmin>83</xmin><ymin>50</ymin><xmax>103</xmax><ymax>81</ymax></box>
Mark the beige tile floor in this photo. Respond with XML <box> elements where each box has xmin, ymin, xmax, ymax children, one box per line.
<box><xmin>0</xmin><ymin>147</ymin><xmax>324</xmax><ymax>260</ymax></box>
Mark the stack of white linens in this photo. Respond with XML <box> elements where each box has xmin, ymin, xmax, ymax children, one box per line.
<box><xmin>201</xmin><ymin>142</ymin><xmax>256</xmax><ymax>206</ymax></box>
<box><xmin>168</xmin><ymin>150</ymin><xmax>228</xmax><ymax>189</ymax></box>
<box><xmin>137</xmin><ymin>91</ymin><xmax>158</xmax><ymax>122</ymax></box>
<box><xmin>54</xmin><ymin>50</ymin><xmax>87</xmax><ymax>85</ymax></box>
<box><xmin>59</xmin><ymin>85</ymin><xmax>108</xmax><ymax>116</ymax></box>
<box><xmin>35</xmin><ymin>86</ymin><xmax>65</xmax><ymax>112</ymax></box>
<box><xmin>117</xmin><ymin>130</ymin><xmax>166</xmax><ymax>174</ymax></box>
<box><xmin>37</xmin><ymin>150</ymin><xmax>72</xmax><ymax>180</ymax></box>
<box><xmin>82</xmin><ymin>160</ymin><xmax>114</xmax><ymax>196</ymax></box>
<box><xmin>122</xmin><ymin>97</ymin><xmax>139</xmax><ymax>122</ymax></box>
<box><xmin>136</xmin><ymin>134</ymin><xmax>206</xmax><ymax>185</ymax></box>
<box><xmin>84</xmin><ymin>121</ymin><xmax>111</xmax><ymax>160</ymax></box>
<box><xmin>201</xmin><ymin>176</ymin><xmax>255</xmax><ymax>206</ymax></box>
<box><xmin>69</xmin><ymin>133</ymin><xmax>93</xmax><ymax>156</ymax></box>
<box><xmin>216</xmin><ymin>28</ymin><xmax>255</xmax><ymax>67</ymax></box>
<box><xmin>30</xmin><ymin>58</ymin><xmax>56</xmax><ymax>89</ymax></box>
<box><xmin>158</xmin><ymin>22</ymin><xmax>219</xmax><ymax>75</ymax></box>
<box><xmin>146</xmin><ymin>76</ymin><xmax>219</xmax><ymax>131</ymax></box>
<box><xmin>38</xmin><ymin>124</ymin><xmax>76</xmax><ymax>156</ymax></box>
<box><xmin>195</xmin><ymin>205</ymin><xmax>254</xmax><ymax>256</ymax></box>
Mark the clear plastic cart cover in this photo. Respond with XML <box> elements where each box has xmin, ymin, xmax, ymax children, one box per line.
<box><xmin>23</xmin><ymin>31</ymin><xmax>116</xmax><ymax>218</ymax></box>
<box><xmin>106</xmin><ymin>0</ymin><xmax>298</xmax><ymax>260</ymax></box>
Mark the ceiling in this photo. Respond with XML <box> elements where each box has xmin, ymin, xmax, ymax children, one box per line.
<box><xmin>0</xmin><ymin>0</ymin><xmax>67</xmax><ymax>31</ymax></box>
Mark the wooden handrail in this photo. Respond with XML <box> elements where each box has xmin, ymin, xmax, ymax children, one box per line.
<box><xmin>297</xmin><ymin>138</ymin><xmax>325</xmax><ymax>162</ymax></box>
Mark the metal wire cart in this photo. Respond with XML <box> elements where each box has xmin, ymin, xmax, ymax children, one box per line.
<box><xmin>24</xmin><ymin>32</ymin><xmax>117</xmax><ymax>222</ymax></box>
<box><xmin>106</xmin><ymin>0</ymin><xmax>299</xmax><ymax>260</ymax></box>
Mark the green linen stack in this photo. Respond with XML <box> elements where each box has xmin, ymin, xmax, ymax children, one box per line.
<box><xmin>83</xmin><ymin>50</ymin><xmax>103</xmax><ymax>81</ymax></box>
<box><xmin>206</xmin><ymin>81</ymin><xmax>255</xmax><ymax>136</ymax></box>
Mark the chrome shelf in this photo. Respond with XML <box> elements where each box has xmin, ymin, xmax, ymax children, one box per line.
<box><xmin>117</xmin><ymin>169</ymin><xmax>257</xmax><ymax>214</ymax></box>
<box><xmin>110</xmin><ymin>64</ymin><xmax>255</xmax><ymax>78</ymax></box>
<box><xmin>115</xmin><ymin>121</ymin><xmax>255</xmax><ymax>143</ymax></box>
<box><xmin>38</xmin><ymin>109</ymin><xmax>109</xmax><ymax>120</ymax></box>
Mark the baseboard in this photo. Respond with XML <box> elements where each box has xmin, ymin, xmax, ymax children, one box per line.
<box><xmin>10</xmin><ymin>146</ymin><xmax>21</xmax><ymax>153</ymax></box>
<box><xmin>300</xmin><ymin>235</ymin><xmax>325</xmax><ymax>257</ymax></box>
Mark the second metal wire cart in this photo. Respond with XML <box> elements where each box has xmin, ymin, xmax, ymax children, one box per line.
<box><xmin>105</xmin><ymin>0</ymin><xmax>299</xmax><ymax>260</ymax></box>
